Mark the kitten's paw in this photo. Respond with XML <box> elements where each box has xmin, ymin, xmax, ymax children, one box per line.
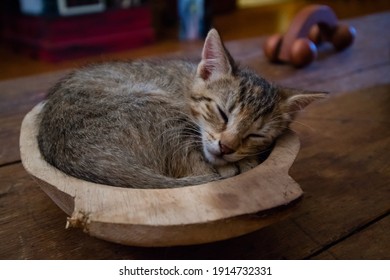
<box><xmin>216</xmin><ymin>164</ymin><xmax>239</xmax><ymax>178</ymax></box>
<box><xmin>238</xmin><ymin>157</ymin><xmax>260</xmax><ymax>173</ymax></box>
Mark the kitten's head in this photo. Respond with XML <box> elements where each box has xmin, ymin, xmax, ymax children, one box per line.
<box><xmin>190</xmin><ymin>29</ymin><xmax>327</xmax><ymax>166</ymax></box>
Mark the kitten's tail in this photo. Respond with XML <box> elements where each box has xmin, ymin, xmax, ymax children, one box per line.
<box><xmin>60</xmin><ymin>163</ymin><xmax>221</xmax><ymax>189</ymax></box>
<box><xmin>138</xmin><ymin>173</ymin><xmax>221</xmax><ymax>189</ymax></box>
<box><xmin>97</xmin><ymin>172</ymin><xmax>221</xmax><ymax>189</ymax></box>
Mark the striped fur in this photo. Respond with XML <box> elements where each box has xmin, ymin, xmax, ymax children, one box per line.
<box><xmin>37</xmin><ymin>29</ymin><xmax>326</xmax><ymax>188</ymax></box>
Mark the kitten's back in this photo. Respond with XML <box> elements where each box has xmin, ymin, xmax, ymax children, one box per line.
<box><xmin>38</xmin><ymin>60</ymin><xmax>217</xmax><ymax>188</ymax></box>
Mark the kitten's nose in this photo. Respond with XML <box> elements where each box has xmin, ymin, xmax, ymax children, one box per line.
<box><xmin>219</xmin><ymin>141</ymin><xmax>235</xmax><ymax>155</ymax></box>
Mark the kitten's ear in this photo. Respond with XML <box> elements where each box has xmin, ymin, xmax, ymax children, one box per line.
<box><xmin>280</xmin><ymin>87</ymin><xmax>328</xmax><ymax>114</ymax></box>
<box><xmin>197</xmin><ymin>29</ymin><xmax>235</xmax><ymax>81</ymax></box>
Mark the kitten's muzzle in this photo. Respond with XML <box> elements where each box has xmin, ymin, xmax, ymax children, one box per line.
<box><xmin>204</xmin><ymin>142</ymin><xmax>238</xmax><ymax>166</ymax></box>
<box><xmin>219</xmin><ymin>141</ymin><xmax>235</xmax><ymax>155</ymax></box>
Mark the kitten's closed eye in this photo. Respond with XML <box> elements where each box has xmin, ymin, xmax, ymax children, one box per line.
<box><xmin>247</xmin><ymin>133</ymin><xmax>266</xmax><ymax>139</ymax></box>
<box><xmin>217</xmin><ymin>105</ymin><xmax>228</xmax><ymax>123</ymax></box>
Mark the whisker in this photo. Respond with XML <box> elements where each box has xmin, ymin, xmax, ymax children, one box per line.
<box><xmin>154</xmin><ymin>126</ymin><xmax>200</xmax><ymax>144</ymax></box>
<box><xmin>290</xmin><ymin>120</ymin><xmax>315</xmax><ymax>131</ymax></box>
<box><xmin>170</xmin><ymin>140</ymin><xmax>202</xmax><ymax>160</ymax></box>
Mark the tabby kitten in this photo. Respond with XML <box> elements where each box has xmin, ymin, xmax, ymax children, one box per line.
<box><xmin>38</xmin><ymin>29</ymin><xmax>325</xmax><ymax>189</ymax></box>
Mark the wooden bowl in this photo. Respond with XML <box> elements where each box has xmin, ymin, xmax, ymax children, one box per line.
<box><xmin>20</xmin><ymin>102</ymin><xmax>303</xmax><ymax>247</ymax></box>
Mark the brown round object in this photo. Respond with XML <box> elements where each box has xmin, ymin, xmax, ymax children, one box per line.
<box><xmin>290</xmin><ymin>38</ymin><xmax>317</xmax><ymax>67</ymax></box>
<box><xmin>331</xmin><ymin>24</ymin><xmax>356</xmax><ymax>51</ymax></box>
<box><xmin>308</xmin><ymin>24</ymin><xmax>322</xmax><ymax>45</ymax></box>
<box><xmin>263</xmin><ymin>34</ymin><xmax>283</xmax><ymax>62</ymax></box>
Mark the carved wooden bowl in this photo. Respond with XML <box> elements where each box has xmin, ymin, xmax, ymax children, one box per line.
<box><xmin>20</xmin><ymin>102</ymin><xmax>303</xmax><ymax>247</ymax></box>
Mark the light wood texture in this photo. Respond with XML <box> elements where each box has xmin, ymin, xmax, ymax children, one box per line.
<box><xmin>20</xmin><ymin>103</ymin><xmax>302</xmax><ymax>246</ymax></box>
<box><xmin>0</xmin><ymin>12</ymin><xmax>389</xmax><ymax>258</ymax></box>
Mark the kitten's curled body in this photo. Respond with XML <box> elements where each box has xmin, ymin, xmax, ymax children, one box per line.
<box><xmin>38</xmin><ymin>29</ymin><xmax>325</xmax><ymax>189</ymax></box>
<box><xmin>39</xmin><ymin>60</ymin><xmax>217</xmax><ymax>188</ymax></box>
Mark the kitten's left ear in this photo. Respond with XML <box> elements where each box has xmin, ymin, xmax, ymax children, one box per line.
<box><xmin>197</xmin><ymin>29</ymin><xmax>235</xmax><ymax>81</ymax></box>
<box><xmin>280</xmin><ymin>87</ymin><xmax>328</xmax><ymax>113</ymax></box>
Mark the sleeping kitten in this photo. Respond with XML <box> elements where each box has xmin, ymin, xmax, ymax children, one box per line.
<box><xmin>38</xmin><ymin>29</ymin><xmax>326</xmax><ymax>189</ymax></box>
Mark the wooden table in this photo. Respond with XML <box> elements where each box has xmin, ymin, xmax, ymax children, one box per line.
<box><xmin>0</xmin><ymin>12</ymin><xmax>389</xmax><ymax>260</ymax></box>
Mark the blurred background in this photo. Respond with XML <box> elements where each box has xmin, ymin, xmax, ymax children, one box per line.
<box><xmin>0</xmin><ymin>0</ymin><xmax>389</xmax><ymax>80</ymax></box>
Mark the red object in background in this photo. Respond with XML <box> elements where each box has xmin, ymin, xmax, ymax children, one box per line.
<box><xmin>2</xmin><ymin>7</ymin><xmax>155</xmax><ymax>62</ymax></box>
